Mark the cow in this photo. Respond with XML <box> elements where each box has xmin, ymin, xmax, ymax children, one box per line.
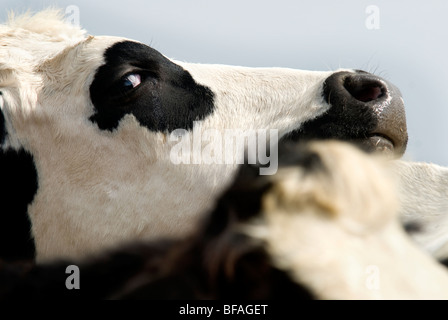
<box><xmin>0</xmin><ymin>9</ymin><xmax>412</xmax><ymax>263</ymax></box>
<box><xmin>1</xmin><ymin>140</ymin><xmax>448</xmax><ymax>299</ymax></box>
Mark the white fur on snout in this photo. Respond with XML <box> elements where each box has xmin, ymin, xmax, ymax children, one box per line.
<box><xmin>177</xmin><ymin>62</ymin><xmax>334</xmax><ymax>138</ymax></box>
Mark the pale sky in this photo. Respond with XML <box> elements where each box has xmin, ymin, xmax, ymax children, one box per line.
<box><xmin>2</xmin><ymin>0</ymin><xmax>448</xmax><ymax>165</ymax></box>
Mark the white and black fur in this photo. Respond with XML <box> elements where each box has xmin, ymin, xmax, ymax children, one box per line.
<box><xmin>2</xmin><ymin>141</ymin><xmax>448</xmax><ymax>299</ymax></box>
<box><xmin>0</xmin><ymin>10</ymin><xmax>411</xmax><ymax>262</ymax></box>
<box><xmin>2</xmin><ymin>10</ymin><xmax>448</xmax><ymax>299</ymax></box>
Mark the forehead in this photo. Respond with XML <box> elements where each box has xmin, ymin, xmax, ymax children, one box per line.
<box><xmin>0</xmin><ymin>34</ymin><xmax>130</xmax><ymax>73</ymax></box>
<box><xmin>0</xmin><ymin>14</ymin><xmax>80</xmax><ymax>67</ymax></box>
<box><xmin>0</xmin><ymin>34</ymin><xmax>153</xmax><ymax>108</ymax></box>
<box><xmin>0</xmin><ymin>14</ymin><xmax>145</xmax><ymax>80</ymax></box>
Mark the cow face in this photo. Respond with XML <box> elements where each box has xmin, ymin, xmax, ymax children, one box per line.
<box><xmin>0</xmin><ymin>11</ymin><xmax>407</xmax><ymax>261</ymax></box>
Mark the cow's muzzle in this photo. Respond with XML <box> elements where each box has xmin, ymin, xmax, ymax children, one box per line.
<box><xmin>323</xmin><ymin>70</ymin><xmax>408</xmax><ymax>157</ymax></box>
<box><xmin>287</xmin><ymin>70</ymin><xmax>408</xmax><ymax>158</ymax></box>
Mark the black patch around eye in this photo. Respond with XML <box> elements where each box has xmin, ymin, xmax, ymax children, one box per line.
<box><xmin>89</xmin><ymin>41</ymin><xmax>215</xmax><ymax>132</ymax></box>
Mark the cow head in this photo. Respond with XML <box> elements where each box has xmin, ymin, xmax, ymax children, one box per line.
<box><xmin>0</xmin><ymin>10</ymin><xmax>407</xmax><ymax>261</ymax></box>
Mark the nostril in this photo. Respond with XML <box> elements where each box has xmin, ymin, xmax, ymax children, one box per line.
<box><xmin>348</xmin><ymin>85</ymin><xmax>383</xmax><ymax>103</ymax></box>
<box><xmin>344</xmin><ymin>77</ymin><xmax>385</xmax><ymax>103</ymax></box>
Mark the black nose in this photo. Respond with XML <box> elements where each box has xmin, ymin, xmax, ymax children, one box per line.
<box><xmin>322</xmin><ymin>70</ymin><xmax>408</xmax><ymax>157</ymax></box>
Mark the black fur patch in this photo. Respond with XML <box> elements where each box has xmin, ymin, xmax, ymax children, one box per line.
<box><xmin>0</xmin><ymin>149</ymin><xmax>38</xmax><ymax>261</ymax></box>
<box><xmin>89</xmin><ymin>41</ymin><xmax>215</xmax><ymax>132</ymax></box>
<box><xmin>441</xmin><ymin>259</ymin><xmax>448</xmax><ymax>269</ymax></box>
<box><xmin>0</xmin><ymin>105</ymin><xmax>6</xmax><ymax>145</ymax></box>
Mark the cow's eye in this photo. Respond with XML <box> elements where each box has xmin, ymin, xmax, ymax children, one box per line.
<box><xmin>121</xmin><ymin>73</ymin><xmax>142</xmax><ymax>91</ymax></box>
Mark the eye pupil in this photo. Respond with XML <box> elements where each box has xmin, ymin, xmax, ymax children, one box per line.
<box><xmin>122</xmin><ymin>73</ymin><xmax>142</xmax><ymax>90</ymax></box>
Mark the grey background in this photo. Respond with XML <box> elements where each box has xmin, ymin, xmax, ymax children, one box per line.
<box><xmin>1</xmin><ymin>0</ymin><xmax>447</xmax><ymax>165</ymax></box>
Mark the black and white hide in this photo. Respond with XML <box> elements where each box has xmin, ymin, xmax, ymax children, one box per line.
<box><xmin>1</xmin><ymin>141</ymin><xmax>448</xmax><ymax>300</ymax></box>
<box><xmin>0</xmin><ymin>10</ymin><xmax>412</xmax><ymax>263</ymax></box>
